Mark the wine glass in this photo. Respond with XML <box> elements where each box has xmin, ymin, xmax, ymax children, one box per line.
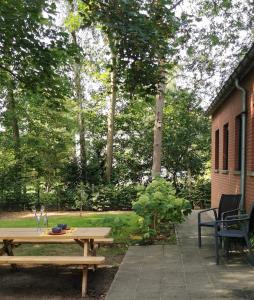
<box><xmin>31</xmin><ymin>207</ymin><xmax>40</xmax><ymax>232</ymax></box>
<box><xmin>43</xmin><ymin>211</ymin><xmax>48</xmax><ymax>229</ymax></box>
<box><xmin>36</xmin><ymin>212</ymin><xmax>41</xmax><ymax>232</ymax></box>
<box><xmin>40</xmin><ymin>205</ymin><xmax>45</xmax><ymax>214</ymax></box>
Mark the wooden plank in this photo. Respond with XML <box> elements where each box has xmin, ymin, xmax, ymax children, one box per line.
<box><xmin>83</xmin><ymin>240</ymin><xmax>88</xmax><ymax>256</ymax></box>
<box><xmin>2</xmin><ymin>237</ymin><xmax>114</xmax><ymax>244</ymax></box>
<box><xmin>82</xmin><ymin>267</ymin><xmax>88</xmax><ymax>297</ymax></box>
<box><xmin>0</xmin><ymin>227</ymin><xmax>111</xmax><ymax>240</ymax></box>
<box><xmin>95</xmin><ymin>238</ymin><xmax>114</xmax><ymax>244</ymax></box>
<box><xmin>13</xmin><ymin>239</ymin><xmax>76</xmax><ymax>244</ymax></box>
<box><xmin>0</xmin><ymin>256</ymin><xmax>105</xmax><ymax>265</ymax></box>
<box><xmin>81</xmin><ymin>239</ymin><xmax>89</xmax><ymax>296</ymax></box>
<box><xmin>0</xmin><ymin>237</ymin><xmax>114</xmax><ymax>244</ymax></box>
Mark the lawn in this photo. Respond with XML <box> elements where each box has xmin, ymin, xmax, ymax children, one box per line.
<box><xmin>0</xmin><ymin>211</ymin><xmax>176</xmax><ymax>299</ymax></box>
<box><xmin>0</xmin><ymin>212</ymin><xmax>140</xmax><ymax>261</ymax></box>
<box><xmin>0</xmin><ymin>211</ymin><xmax>176</xmax><ymax>258</ymax></box>
<box><xmin>0</xmin><ymin>212</ymin><xmax>139</xmax><ymax>242</ymax></box>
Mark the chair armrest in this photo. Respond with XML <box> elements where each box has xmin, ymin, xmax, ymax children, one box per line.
<box><xmin>221</xmin><ymin>208</ymin><xmax>241</xmax><ymax>219</ymax></box>
<box><xmin>198</xmin><ymin>208</ymin><xmax>218</xmax><ymax>224</ymax></box>
<box><xmin>225</xmin><ymin>214</ymin><xmax>248</xmax><ymax>220</ymax></box>
<box><xmin>216</xmin><ymin>216</ymin><xmax>249</xmax><ymax>232</ymax></box>
<box><xmin>198</xmin><ymin>208</ymin><xmax>218</xmax><ymax>214</ymax></box>
<box><xmin>216</xmin><ymin>216</ymin><xmax>249</xmax><ymax>224</ymax></box>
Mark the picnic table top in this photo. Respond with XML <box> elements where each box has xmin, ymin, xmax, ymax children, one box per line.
<box><xmin>0</xmin><ymin>227</ymin><xmax>111</xmax><ymax>240</ymax></box>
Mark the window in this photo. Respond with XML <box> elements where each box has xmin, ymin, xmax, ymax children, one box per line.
<box><xmin>223</xmin><ymin>123</ymin><xmax>229</xmax><ymax>170</ymax></box>
<box><xmin>235</xmin><ymin>115</ymin><xmax>242</xmax><ymax>171</ymax></box>
<box><xmin>215</xmin><ymin>129</ymin><xmax>219</xmax><ymax>170</ymax></box>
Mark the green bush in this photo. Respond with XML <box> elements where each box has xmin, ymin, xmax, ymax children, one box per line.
<box><xmin>89</xmin><ymin>184</ymin><xmax>137</xmax><ymax>211</ymax></box>
<box><xmin>178</xmin><ymin>178</ymin><xmax>211</xmax><ymax>209</ymax></box>
<box><xmin>132</xmin><ymin>177</ymin><xmax>191</xmax><ymax>240</ymax></box>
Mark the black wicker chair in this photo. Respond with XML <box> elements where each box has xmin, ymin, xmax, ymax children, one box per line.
<box><xmin>198</xmin><ymin>194</ymin><xmax>241</xmax><ymax>248</ymax></box>
<box><xmin>214</xmin><ymin>203</ymin><xmax>254</xmax><ymax>264</ymax></box>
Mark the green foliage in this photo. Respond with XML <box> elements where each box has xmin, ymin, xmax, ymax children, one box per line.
<box><xmin>132</xmin><ymin>178</ymin><xmax>191</xmax><ymax>240</ymax></box>
<box><xmin>74</xmin><ymin>182</ymin><xmax>89</xmax><ymax>212</ymax></box>
<box><xmin>0</xmin><ymin>0</ymin><xmax>73</xmax><ymax>96</ymax></box>
<box><xmin>0</xmin><ymin>0</ymin><xmax>219</xmax><ymax>212</ymax></box>
<box><xmin>162</xmin><ymin>89</ymin><xmax>211</xmax><ymax>192</ymax></box>
<box><xmin>77</xmin><ymin>0</ymin><xmax>180</xmax><ymax>97</ymax></box>
<box><xmin>89</xmin><ymin>184</ymin><xmax>137</xmax><ymax>211</ymax></box>
<box><xmin>178</xmin><ymin>177</ymin><xmax>211</xmax><ymax>209</ymax></box>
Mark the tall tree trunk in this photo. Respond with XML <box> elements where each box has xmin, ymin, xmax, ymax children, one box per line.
<box><xmin>105</xmin><ymin>53</ymin><xmax>117</xmax><ymax>183</ymax></box>
<box><xmin>151</xmin><ymin>0</ymin><xmax>168</xmax><ymax>178</ymax></box>
<box><xmin>7</xmin><ymin>81</ymin><xmax>22</xmax><ymax>202</ymax></box>
<box><xmin>71</xmin><ymin>30</ymin><xmax>87</xmax><ymax>183</ymax></box>
<box><xmin>152</xmin><ymin>69</ymin><xmax>166</xmax><ymax>178</ymax></box>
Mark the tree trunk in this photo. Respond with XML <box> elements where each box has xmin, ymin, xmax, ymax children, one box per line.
<box><xmin>6</xmin><ymin>81</ymin><xmax>22</xmax><ymax>202</ymax></box>
<box><xmin>71</xmin><ymin>30</ymin><xmax>87</xmax><ymax>183</ymax></box>
<box><xmin>105</xmin><ymin>53</ymin><xmax>117</xmax><ymax>183</ymax></box>
<box><xmin>152</xmin><ymin>76</ymin><xmax>166</xmax><ymax>178</ymax></box>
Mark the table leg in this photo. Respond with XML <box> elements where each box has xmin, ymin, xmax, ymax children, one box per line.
<box><xmin>74</xmin><ymin>239</ymin><xmax>84</xmax><ymax>248</ymax></box>
<box><xmin>0</xmin><ymin>246</ymin><xmax>5</xmax><ymax>256</ymax></box>
<box><xmin>3</xmin><ymin>240</ymin><xmax>15</xmax><ymax>256</ymax></box>
<box><xmin>2</xmin><ymin>240</ymin><xmax>17</xmax><ymax>269</ymax></box>
<box><xmin>81</xmin><ymin>239</ymin><xmax>89</xmax><ymax>297</ymax></box>
<box><xmin>90</xmin><ymin>239</ymin><xmax>95</xmax><ymax>256</ymax></box>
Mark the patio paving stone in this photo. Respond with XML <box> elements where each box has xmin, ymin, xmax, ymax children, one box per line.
<box><xmin>106</xmin><ymin>210</ymin><xmax>254</xmax><ymax>300</ymax></box>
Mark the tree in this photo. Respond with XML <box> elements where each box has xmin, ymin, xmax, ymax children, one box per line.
<box><xmin>113</xmin><ymin>96</ymin><xmax>154</xmax><ymax>183</ymax></box>
<box><xmin>175</xmin><ymin>0</ymin><xmax>254</xmax><ymax>103</ymax></box>
<box><xmin>0</xmin><ymin>0</ymin><xmax>72</xmax><ymax>204</ymax></box>
<box><xmin>162</xmin><ymin>89</ymin><xmax>210</xmax><ymax>191</ymax></box>
<box><xmin>78</xmin><ymin>0</ymin><xmax>182</xmax><ymax>181</ymax></box>
<box><xmin>66</xmin><ymin>0</ymin><xmax>87</xmax><ymax>183</ymax></box>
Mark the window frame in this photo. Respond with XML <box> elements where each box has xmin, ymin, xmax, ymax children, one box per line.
<box><xmin>223</xmin><ymin>123</ymin><xmax>229</xmax><ymax>170</ymax></box>
<box><xmin>235</xmin><ymin>115</ymin><xmax>242</xmax><ymax>171</ymax></box>
<box><xmin>215</xmin><ymin>129</ymin><xmax>219</xmax><ymax>170</ymax></box>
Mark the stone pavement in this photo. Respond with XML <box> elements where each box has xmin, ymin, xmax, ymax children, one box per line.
<box><xmin>106</xmin><ymin>210</ymin><xmax>254</xmax><ymax>300</ymax></box>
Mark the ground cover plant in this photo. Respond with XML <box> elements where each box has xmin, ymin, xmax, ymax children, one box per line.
<box><xmin>133</xmin><ymin>178</ymin><xmax>192</xmax><ymax>242</ymax></box>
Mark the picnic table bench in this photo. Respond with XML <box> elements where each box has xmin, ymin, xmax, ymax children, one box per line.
<box><xmin>0</xmin><ymin>227</ymin><xmax>112</xmax><ymax>297</ymax></box>
<box><xmin>0</xmin><ymin>237</ymin><xmax>114</xmax><ymax>255</ymax></box>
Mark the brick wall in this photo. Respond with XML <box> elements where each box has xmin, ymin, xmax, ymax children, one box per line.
<box><xmin>211</xmin><ymin>70</ymin><xmax>254</xmax><ymax>212</ymax></box>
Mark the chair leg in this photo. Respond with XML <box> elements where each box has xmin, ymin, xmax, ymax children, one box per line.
<box><xmin>198</xmin><ymin>224</ymin><xmax>202</xmax><ymax>248</ymax></box>
<box><xmin>223</xmin><ymin>238</ymin><xmax>230</xmax><ymax>258</ymax></box>
<box><xmin>198</xmin><ymin>214</ymin><xmax>202</xmax><ymax>248</ymax></box>
<box><xmin>215</xmin><ymin>228</ymin><xmax>219</xmax><ymax>265</ymax></box>
<box><xmin>244</xmin><ymin>235</ymin><xmax>254</xmax><ymax>265</ymax></box>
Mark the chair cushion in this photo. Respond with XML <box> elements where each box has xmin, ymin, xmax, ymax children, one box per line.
<box><xmin>218</xmin><ymin>229</ymin><xmax>246</xmax><ymax>238</ymax></box>
<box><xmin>199</xmin><ymin>221</ymin><xmax>216</xmax><ymax>227</ymax></box>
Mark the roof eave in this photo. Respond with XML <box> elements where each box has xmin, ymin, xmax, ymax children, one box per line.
<box><xmin>207</xmin><ymin>44</ymin><xmax>254</xmax><ymax>116</ymax></box>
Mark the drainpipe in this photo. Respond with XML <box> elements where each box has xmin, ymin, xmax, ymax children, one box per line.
<box><xmin>235</xmin><ymin>78</ymin><xmax>247</xmax><ymax>210</ymax></box>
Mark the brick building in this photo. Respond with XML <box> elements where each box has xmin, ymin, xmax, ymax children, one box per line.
<box><xmin>208</xmin><ymin>44</ymin><xmax>254</xmax><ymax>212</ymax></box>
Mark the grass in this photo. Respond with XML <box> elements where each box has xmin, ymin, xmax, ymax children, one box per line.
<box><xmin>0</xmin><ymin>212</ymin><xmax>176</xmax><ymax>259</ymax></box>
<box><xmin>0</xmin><ymin>212</ymin><xmax>139</xmax><ymax>260</ymax></box>
<box><xmin>0</xmin><ymin>212</ymin><xmax>140</xmax><ymax>243</ymax></box>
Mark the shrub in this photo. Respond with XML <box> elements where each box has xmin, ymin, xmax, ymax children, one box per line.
<box><xmin>178</xmin><ymin>178</ymin><xmax>211</xmax><ymax>209</ymax></box>
<box><xmin>132</xmin><ymin>177</ymin><xmax>191</xmax><ymax>240</ymax></box>
<box><xmin>89</xmin><ymin>184</ymin><xmax>137</xmax><ymax>211</ymax></box>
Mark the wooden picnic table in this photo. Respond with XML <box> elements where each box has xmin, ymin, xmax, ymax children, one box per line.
<box><xmin>0</xmin><ymin>227</ymin><xmax>111</xmax><ymax>297</ymax></box>
<box><xmin>0</xmin><ymin>227</ymin><xmax>111</xmax><ymax>254</ymax></box>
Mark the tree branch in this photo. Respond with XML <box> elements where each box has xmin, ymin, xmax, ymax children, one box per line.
<box><xmin>171</xmin><ymin>0</ymin><xmax>184</xmax><ymax>10</ymax></box>
<box><xmin>0</xmin><ymin>65</ymin><xmax>20</xmax><ymax>81</ymax></box>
